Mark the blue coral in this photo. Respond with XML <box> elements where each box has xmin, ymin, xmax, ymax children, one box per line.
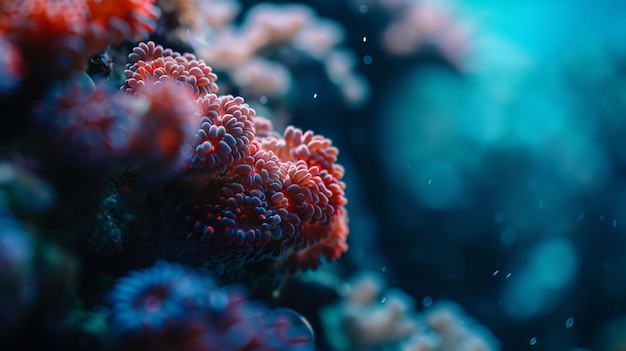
<box><xmin>108</xmin><ymin>260</ymin><xmax>315</xmax><ymax>350</ymax></box>
<box><xmin>0</xmin><ymin>210</ymin><xmax>37</xmax><ymax>329</ymax></box>
<box><xmin>108</xmin><ymin>260</ymin><xmax>212</xmax><ymax>336</ymax></box>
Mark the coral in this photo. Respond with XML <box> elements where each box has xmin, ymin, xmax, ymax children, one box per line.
<box><xmin>375</xmin><ymin>0</ymin><xmax>471</xmax><ymax>68</ymax></box>
<box><xmin>85</xmin><ymin>0</ymin><xmax>160</xmax><ymax>50</ymax></box>
<box><xmin>187</xmin><ymin>94</ymin><xmax>256</xmax><ymax>177</ymax></box>
<box><xmin>0</xmin><ymin>0</ymin><xmax>159</xmax><ymax>75</ymax></box>
<box><xmin>263</xmin><ymin>126</ymin><xmax>344</xmax><ymax>179</ymax></box>
<box><xmin>125</xmin><ymin>79</ymin><xmax>198</xmax><ymax>178</ymax></box>
<box><xmin>185</xmin><ymin>120</ymin><xmax>348</xmax><ymax>270</ymax></box>
<box><xmin>108</xmin><ymin>260</ymin><xmax>211</xmax><ymax>336</ymax></box>
<box><xmin>185</xmin><ymin>175</ymin><xmax>288</xmax><ymax>261</ymax></box>
<box><xmin>180</xmin><ymin>1</ymin><xmax>369</xmax><ymax>106</ymax></box>
<box><xmin>399</xmin><ymin>301</ymin><xmax>500</xmax><ymax>351</ymax></box>
<box><xmin>0</xmin><ymin>211</ymin><xmax>37</xmax><ymax>330</ymax></box>
<box><xmin>0</xmin><ymin>34</ymin><xmax>22</xmax><ymax>96</ymax></box>
<box><xmin>319</xmin><ymin>271</ymin><xmax>500</xmax><ymax>351</ymax></box>
<box><xmin>121</xmin><ymin>41</ymin><xmax>219</xmax><ymax>98</ymax></box>
<box><xmin>108</xmin><ymin>260</ymin><xmax>315</xmax><ymax>350</ymax></box>
<box><xmin>0</xmin><ymin>12</ymin><xmax>350</xmax><ymax>345</ymax></box>
<box><xmin>35</xmin><ymin>73</ymin><xmax>139</xmax><ymax>166</ymax></box>
<box><xmin>35</xmin><ymin>70</ymin><xmax>199</xmax><ymax>179</ymax></box>
<box><xmin>27</xmin><ymin>40</ymin><xmax>350</xmax><ymax>272</ymax></box>
<box><xmin>283</xmin><ymin>206</ymin><xmax>349</xmax><ymax>273</ymax></box>
<box><xmin>0</xmin><ymin>0</ymin><xmax>91</xmax><ymax>72</ymax></box>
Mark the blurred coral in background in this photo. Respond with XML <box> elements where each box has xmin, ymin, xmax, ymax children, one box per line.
<box><xmin>3</xmin><ymin>0</ymin><xmax>626</xmax><ymax>351</ymax></box>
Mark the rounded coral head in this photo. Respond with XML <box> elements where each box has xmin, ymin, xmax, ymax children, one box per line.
<box><xmin>108</xmin><ymin>260</ymin><xmax>316</xmax><ymax>350</ymax></box>
<box><xmin>122</xmin><ymin>41</ymin><xmax>219</xmax><ymax>99</ymax></box>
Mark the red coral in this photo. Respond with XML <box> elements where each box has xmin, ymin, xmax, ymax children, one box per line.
<box><xmin>186</xmin><ymin>127</ymin><xmax>348</xmax><ymax>269</ymax></box>
<box><xmin>0</xmin><ymin>1</ymin><xmax>159</xmax><ymax>75</ymax></box>
<box><xmin>186</xmin><ymin>175</ymin><xmax>289</xmax><ymax>262</ymax></box>
<box><xmin>283</xmin><ymin>206</ymin><xmax>349</xmax><ymax>272</ymax></box>
<box><xmin>0</xmin><ymin>0</ymin><xmax>91</xmax><ymax>72</ymax></box>
<box><xmin>36</xmin><ymin>74</ymin><xmax>196</xmax><ymax>178</ymax></box>
<box><xmin>0</xmin><ymin>33</ymin><xmax>22</xmax><ymax>95</ymax></box>
<box><xmin>187</xmin><ymin>94</ymin><xmax>256</xmax><ymax>177</ymax></box>
<box><xmin>261</xmin><ymin>126</ymin><xmax>344</xmax><ymax>179</ymax></box>
<box><xmin>122</xmin><ymin>41</ymin><xmax>219</xmax><ymax>98</ymax></box>
<box><xmin>86</xmin><ymin>0</ymin><xmax>160</xmax><ymax>52</ymax></box>
<box><xmin>126</xmin><ymin>80</ymin><xmax>198</xmax><ymax>178</ymax></box>
<box><xmin>35</xmin><ymin>74</ymin><xmax>139</xmax><ymax>165</ymax></box>
<box><xmin>117</xmin><ymin>42</ymin><xmax>349</xmax><ymax>271</ymax></box>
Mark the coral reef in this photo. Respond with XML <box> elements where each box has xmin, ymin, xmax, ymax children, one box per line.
<box><xmin>5</xmin><ymin>1</ymin><xmax>622</xmax><ymax>351</ymax></box>
<box><xmin>0</xmin><ymin>1</ymin><xmax>349</xmax><ymax>350</ymax></box>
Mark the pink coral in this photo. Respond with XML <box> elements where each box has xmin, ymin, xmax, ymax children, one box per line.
<box><xmin>283</xmin><ymin>206</ymin><xmax>349</xmax><ymax>272</ymax></box>
<box><xmin>86</xmin><ymin>0</ymin><xmax>160</xmax><ymax>51</ymax></box>
<box><xmin>185</xmin><ymin>121</ymin><xmax>349</xmax><ymax>269</ymax></box>
<box><xmin>0</xmin><ymin>33</ymin><xmax>22</xmax><ymax>95</ymax></box>
<box><xmin>122</xmin><ymin>41</ymin><xmax>219</xmax><ymax>98</ymax></box>
<box><xmin>187</xmin><ymin>94</ymin><xmax>256</xmax><ymax>177</ymax></box>
<box><xmin>0</xmin><ymin>0</ymin><xmax>159</xmax><ymax>75</ymax></box>
<box><xmin>0</xmin><ymin>0</ymin><xmax>91</xmax><ymax>72</ymax></box>
<box><xmin>36</xmin><ymin>74</ymin><xmax>139</xmax><ymax>165</ymax></box>
<box><xmin>126</xmin><ymin>80</ymin><xmax>198</xmax><ymax>178</ymax></box>
<box><xmin>263</xmin><ymin>126</ymin><xmax>344</xmax><ymax>179</ymax></box>
<box><xmin>117</xmin><ymin>42</ymin><xmax>349</xmax><ymax>271</ymax></box>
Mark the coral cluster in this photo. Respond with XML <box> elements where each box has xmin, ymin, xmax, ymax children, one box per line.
<box><xmin>170</xmin><ymin>0</ymin><xmax>370</xmax><ymax>107</ymax></box>
<box><xmin>319</xmin><ymin>271</ymin><xmax>499</xmax><ymax>351</ymax></box>
<box><xmin>0</xmin><ymin>1</ymin><xmax>349</xmax><ymax>349</ymax></box>
<box><xmin>0</xmin><ymin>0</ymin><xmax>159</xmax><ymax>76</ymax></box>
<box><xmin>109</xmin><ymin>260</ymin><xmax>315</xmax><ymax>351</ymax></box>
<box><xmin>111</xmin><ymin>40</ymin><xmax>349</xmax><ymax>270</ymax></box>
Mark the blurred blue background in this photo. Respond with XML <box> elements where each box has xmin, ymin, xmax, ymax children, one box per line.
<box><xmin>280</xmin><ymin>0</ymin><xmax>626</xmax><ymax>350</ymax></box>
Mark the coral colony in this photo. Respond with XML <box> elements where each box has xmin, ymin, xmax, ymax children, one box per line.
<box><xmin>0</xmin><ymin>0</ymin><xmax>346</xmax><ymax>349</ymax></box>
<box><xmin>0</xmin><ymin>0</ymin><xmax>499</xmax><ymax>350</ymax></box>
